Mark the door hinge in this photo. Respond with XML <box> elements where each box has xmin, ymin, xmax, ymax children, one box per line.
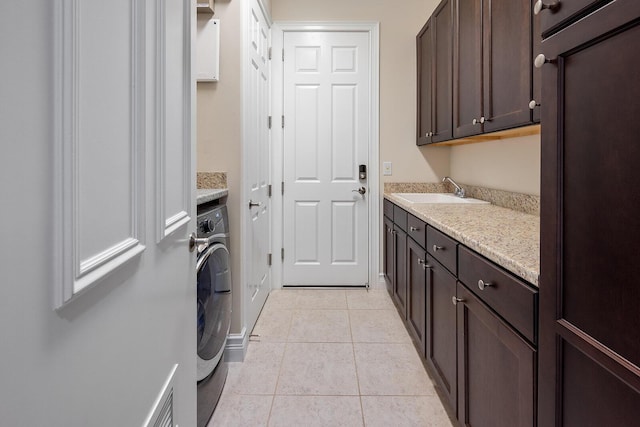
<box><xmin>281</xmin><ymin>248</ymin><xmax>285</xmax><ymax>261</ymax></box>
<box><xmin>281</xmin><ymin>181</ymin><xmax>284</xmax><ymax>195</ymax></box>
<box><xmin>268</xmin><ymin>184</ymin><xmax>272</xmax><ymax>197</ymax></box>
<box><xmin>267</xmin><ymin>253</ymin><xmax>272</xmax><ymax>266</ymax></box>
<box><xmin>281</xmin><ymin>115</ymin><xmax>285</xmax><ymax>128</ymax></box>
<box><xmin>268</xmin><ymin>47</ymin><xmax>272</xmax><ymax>60</ymax></box>
<box><xmin>268</xmin><ymin>115</ymin><xmax>272</xmax><ymax>129</ymax></box>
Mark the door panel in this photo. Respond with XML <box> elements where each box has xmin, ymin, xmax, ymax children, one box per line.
<box><xmin>283</xmin><ymin>31</ymin><xmax>370</xmax><ymax>286</ymax></box>
<box><xmin>407</xmin><ymin>238</ymin><xmax>427</xmax><ymax>353</ymax></box>
<box><xmin>482</xmin><ymin>0</ymin><xmax>532</xmax><ymax>132</ymax></box>
<box><xmin>416</xmin><ymin>19</ymin><xmax>433</xmax><ymax>145</ymax></box>
<box><xmin>246</xmin><ymin>0</ymin><xmax>271</xmax><ymax>334</ymax></box>
<box><xmin>432</xmin><ymin>0</ymin><xmax>453</xmax><ymax>142</ymax></box>
<box><xmin>454</xmin><ymin>0</ymin><xmax>483</xmax><ymax>138</ymax></box>
<box><xmin>0</xmin><ymin>1</ymin><xmax>196</xmax><ymax>425</ymax></box>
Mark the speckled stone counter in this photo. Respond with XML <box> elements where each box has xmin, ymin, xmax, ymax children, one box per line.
<box><xmin>385</xmin><ymin>193</ymin><xmax>540</xmax><ymax>286</ymax></box>
<box><xmin>197</xmin><ymin>188</ymin><xmax>228</xmax><ymax>206</ymax></box>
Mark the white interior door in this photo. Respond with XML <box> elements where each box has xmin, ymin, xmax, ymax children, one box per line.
<box><xmin>0</xmin><ymin>1</ymin><xmax>196</xmax><ymax>425</ymax></box>
<box><xmin>282</xmin><ymin>31</ymin><xmax>370</xmax><ymax>287</ymax></box>
<box><xmin>245</xmin><ymin>0</ymin><xmax>272</xmax><ymax>333</ymax></box>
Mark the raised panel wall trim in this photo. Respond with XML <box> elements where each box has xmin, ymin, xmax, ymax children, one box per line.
<box><xmin>155</xmin><ymin>0</ymin><xmax>193</xmax><ymax>243</ymax></box>
<box><xmin>53</xmin><ymin>0</ymin><xmax>146</xmax><ymax>308</ymax></box>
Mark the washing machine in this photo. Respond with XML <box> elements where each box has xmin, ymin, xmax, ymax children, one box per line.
<box><xmin>196</xmin><ymin>203</ymin><xmax>232</xmax><ymax>427</ymax></box>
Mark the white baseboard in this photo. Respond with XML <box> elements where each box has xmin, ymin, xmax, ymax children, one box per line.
<box><xmin>224</xmin><ymin>327</ymin><xmax>248</xmax><ymax>363</ymax></box>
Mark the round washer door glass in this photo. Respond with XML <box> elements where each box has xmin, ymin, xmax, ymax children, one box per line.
<box><xmin>197</xmin><ymin>243</ymin><xmax>232</xmax><ymax>380</ymax></box>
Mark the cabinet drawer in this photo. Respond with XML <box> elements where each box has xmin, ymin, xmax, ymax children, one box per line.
<box><xmin>384</xmin><ymin>199</ymin><xmax>394</xmax><ymax>220</ymax></box>
<box><xmin>539</xmin><ymin>0</ymin><xmax>608</xmax><ymax>37</ymax></box>
<box><xmin>458</xmin><ymin>246</ymin><xmax>537</xmax><ymax>343</ymax></box>
<box><xmin>427</xmin><ymin>226</ymin><xmax>458</xmax><ymax>274</ymax></box>
<box><xmin>407</xmin><ymin>214</ymin><xmax>426</xmax><ymax>248</ymax></box>
<box><xmin>393</xmin><ymin>205</ymin><xmax>408</xmax><ymax>232</ymax></box>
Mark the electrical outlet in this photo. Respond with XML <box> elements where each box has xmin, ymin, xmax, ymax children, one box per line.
<box><xmin>383</xmin><ymin>162</ymin><xmax>392</xmax><ymax>176</ymax></box>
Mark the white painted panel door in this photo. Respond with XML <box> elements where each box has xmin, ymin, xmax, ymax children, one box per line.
<box><xmin>283</xmin><ymin>31</ymin><xmax>370</xmax><ymax>286</ymax></box>
<box><xmin>0</xmin><ymin>1</ymin><xmax>196</xmax><ymax>426</ymax></box>
<box><xmin>245</xmin><ymin>0</ymin><xmax>272</xmax><ymax>333</ymax></box>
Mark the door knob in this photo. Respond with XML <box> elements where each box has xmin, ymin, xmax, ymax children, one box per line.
<box><xmin>352</xmin><ymin>187</ymin><xmax>366</xmax><ymax>195</ymax></box>
<box><xmin>534</xmin><ymin>0</ymin><xmax>560</xmax><ymax>15</ymax></box>
<box><xmin>452</xmin><ymin>296</ymin><xmax>464</xmax><ymax>306</ymax></box>
<box><xmin>189</xmin><ymin>232</ymin><xmax>209</xmax><ymax>253</ymax></box>
<box><xmin>529</xmin><ymin>100</ymin><xmax>540</xmax><ymax>110</ymax></box>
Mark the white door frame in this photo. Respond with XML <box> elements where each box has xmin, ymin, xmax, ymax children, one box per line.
<box><xmin>270</xmin><ymin>22</ymin><xmax>381</xmax><ymax>289</ymax></box>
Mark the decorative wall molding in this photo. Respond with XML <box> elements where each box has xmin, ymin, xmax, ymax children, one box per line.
<box><xmin>53</xmin><ymin>0</ymin><xmax>146</xmax><ymax>309</ymax></box>
<box><xmin>155</xmin><ymin>0</ymin><xmax>193</xmax><ymax>243</ymax></box>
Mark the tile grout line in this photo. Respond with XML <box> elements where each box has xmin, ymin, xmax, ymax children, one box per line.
<box><xmin>348</xmin><ymin>296</ymin><xmax>367</xmax><ymax>427</ymax></box>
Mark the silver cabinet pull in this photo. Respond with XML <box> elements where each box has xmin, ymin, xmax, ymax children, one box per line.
<box><xmin>529</xmin><ymin>100</ymin><xmax>540</xmax><ymax>110</ymax></box>
<box><xmin>452</xmin><ymin>296</ymin><xmax>464</xmax><ymax>306</ymax></box>
<box><xmin>472</xmin><ymin>118</ymin><xmax>479</xmax><ymax>125</ymax></box>
<box><xmin>534</xmin><ymin>53</ymin><xmax>556</xmax><ymax>68</ymax></box>
<box><xmin>478</xmin><ymin>279</ymin><xmax>493</xmax><ymax>291</ymax></box>
<box><xmin>534</xmin><ymin>0</ymin><xmax>560</xmax><ymax>15</ymax></box>
<box><xmin>417</xmin><ymin>258</ymin><xmax>425</xmax><ymax>265</ymax></box>
<box><xmin>249</xmin><ymin>200</ymin><xmax>262</xmax><ymax>209</ymax></box>
<box><xmin>410</xmin><ymin>226</ymin><xmax>419</xmax><ymax>232</ymax></box>
<box><xmin>189</xmin><ymin>232</ymin><xmax>209</xmax><ymax>253</ymax></box>
<box><xmin>433</xmin><ymin>244</ymin><xmax>444</xmax><ymax>252</ymax></box>
<box><xmin>422</xmin><ymin>263</ymin><xmax>432</xmax><ymax>270</ymax></box>
<box><xmin>352</xmin><ymin>187</ymin><xmax>366</xmax><ymax>195</ymax></box>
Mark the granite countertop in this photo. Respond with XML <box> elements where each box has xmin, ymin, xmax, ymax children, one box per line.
<box><xmin>385</xmin><ymin>193</ymin><xmax>540</xmax><ymax>286</ymax></box>
<box><xmin>197</xmin><ymin>188</ymin><xmax>228</xmax><ymax>205</ymax></box>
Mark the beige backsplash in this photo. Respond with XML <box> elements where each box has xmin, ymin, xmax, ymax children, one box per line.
<box><xmin>197</xmin><ymin>172</ymin><xmax>227</xmax><ymax>189</ymax></box>
<box><xmin>384</xmin><ymin>182</ymin><xmax>540</xmax><ymax>216</ymax></box>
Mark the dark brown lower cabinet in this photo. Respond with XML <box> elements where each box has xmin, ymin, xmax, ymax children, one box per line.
<box><xmin>406</xmin><ymin>237</ymin><xmax>427</xmax><ymax>354</ymax></box>
<box><xmin>539</xmin><ymin>1</ymin><xmax>640</xmax><ymax>425</ymax></box>
<box><xmin>426</xmin><ymin>255</ymin><xmax>457</xmax><ymax>412</ymax></box>
<box><xmin>383</xmin><ymin>216</ymin><xmax>394</xmax><ymax>294</ymax></box>
<box><xmin>456</xmin><ymin>283</ymin><xmax>535</xmax><ymax>427</ymax></box>
<box><xmin>393</xmin><ymin>225</ymin><xmax>407</xmax><ymax>319</ymax></box>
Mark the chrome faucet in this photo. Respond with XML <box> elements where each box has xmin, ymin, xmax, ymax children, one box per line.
<box><xmin>442</xmin><ymin>176</ymin><xmax>466</xmax><ymax>198</ymax></box>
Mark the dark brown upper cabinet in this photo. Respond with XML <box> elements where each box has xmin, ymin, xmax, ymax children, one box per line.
<box><xmin>539</xmin><ymin>1</ymin><xmax>640</xmax><ymax>425</ymax></box>
<box><xmin>454</xmin><ymin>0</ymin><xmax>533</xmax><ymax>139</ymax></box>
<box><xmin>417</xmin><ymin>0</ymin><xmax>453</xmax><ymax>145</ymax></box>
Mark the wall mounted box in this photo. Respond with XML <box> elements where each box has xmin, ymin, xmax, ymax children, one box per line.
<box><xmin>196</xmin><ymin>17</ymin><xmax>220</xmax><ymax>82</ymax></box>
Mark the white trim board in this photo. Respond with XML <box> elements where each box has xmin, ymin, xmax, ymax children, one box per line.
<box><xmin>270</xmin><ymin>21</ymin><xmax>381</xmax><ymax>290</ymax></box>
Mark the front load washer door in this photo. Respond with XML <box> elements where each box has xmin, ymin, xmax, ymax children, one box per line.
<box><xmin>196</xmin><ymin>242</ymin><xmax>232</xmax><ymax>382</ymax></box>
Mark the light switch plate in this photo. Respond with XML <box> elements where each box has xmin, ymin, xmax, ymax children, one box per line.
<box><xmin>383</xmin><ymin>162</ymin><xmax>392</xmax><ymax>176</ymax></box>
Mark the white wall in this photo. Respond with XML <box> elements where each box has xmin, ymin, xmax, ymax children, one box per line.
<box><xmin>450</xmin><ymin>134</ymin><xmax>541</xmax><ymax>195</ymax></box>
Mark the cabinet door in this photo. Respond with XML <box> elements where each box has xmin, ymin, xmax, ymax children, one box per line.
<box><xmin>426</xmin><ymin>255</ymin><xmax>457</xmax><ymax>412</ymax></box>
<box><xmin>407</xmin><ymin>238</ymin><xmax>427</xmax><ymax>354</ymax></box>
<box><xmin>482</xmin><ymin>0</ymin><xmax>532</xmax><ymax>132</ymax></box>
<box><xmin>383</xmin><ymin>216</ymin><xmax>394</xmax><ymax>294</ymax></box>
<box><xmin>539</xmin><ymin>2</ymin><xmax>640</xmax><ymax>425</ymax></box>
<box><xmin>393</xmin><ymin>226</ymin><xmax>408</xmax><ymax>319</ymax></box>
<box><xmin>432</xmin><ymin>0</ymin><xmax>453</xmax><ymax>142</ymax></box>
<box><xmin>454</xmin><ymin>0</ymin><xmax>483</xmax><ymax>138</ymax></box>
<box><xmin>457</xmin><ymin>284</ymin><xmax>535</xmax><ymax>427</ymax></box>
<box><xmin>417</xmin><ymin>19</ymin><xmax>433</xmax><ymax>146</ymax></box>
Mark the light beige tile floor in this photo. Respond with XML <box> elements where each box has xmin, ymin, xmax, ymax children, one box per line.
<box><xmin>209</xmin><ymin>289</ymin><xmax>453</xmax><ymax>427</ymax></box>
